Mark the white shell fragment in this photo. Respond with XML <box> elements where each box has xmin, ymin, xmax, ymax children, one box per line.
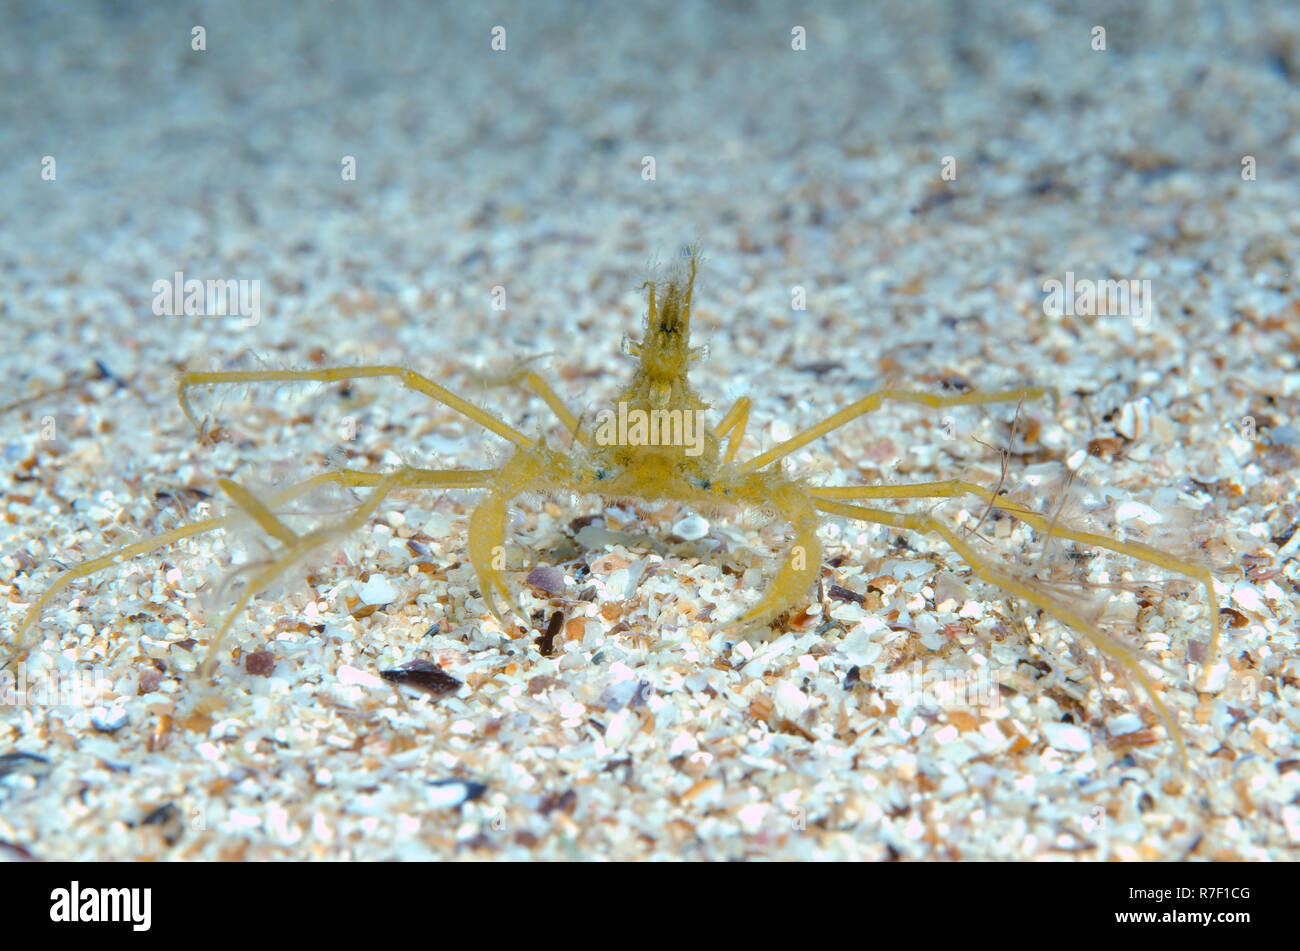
<box><xmin>1115</xmin><ymin>398</ymin><xmax>1154</xmax><ymax>440</ymax></box>
<box><xmin>1114</xmin><ymin>501</ymin><xmax>1163</xmax><ymax>525</ymax></box>
<box><xmin>336</xmin><ymin>666</ymin><xmax>383</xmax><ymax>689</ymax></box>
<box><xmin>426</xmin><ymin>779</ymin><xmax>487</xmax><ymax>808</ymax></box>
<box><xmin>90</xmin><ymin>704</ymin><xmax>128</xmax><ymax>733</ymax></box>
<box><xmin>356</xmin><ymin>575</ymin><xmax>398</xmax><ymax>605</ymax></box>
<box><xmin>1041</xmin><ymin>722</ymin><xmax>1093</xmax><ymax>753</ymax></box>
<box><xmin>671</xmin><ymin>514</ymin><xmax>710</xmax><ymax>541</ymax></box>
<box><xmin>1231</xmin><ymin>585</ymin><xmax>1265</xmax><ymax>612</ymax></box>
<box><xmin>773</xmin><ymin>680</ymin><xmax>810</xmax><ymax>719</ymax></box>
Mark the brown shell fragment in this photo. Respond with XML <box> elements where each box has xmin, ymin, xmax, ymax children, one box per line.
<box><xmin>141</xmin><ymin>802</ymin><xmax>184</xmax><ymax>846</ymax></box>
<box><xmin>378</xmin><ymin>660</ymin><xmax>463</xmax><ymax>697</ymax></box>
<box><xmin>244</xmin><ymin>650</ymin><xmax>277</xmax><ymax>677</ymax></box>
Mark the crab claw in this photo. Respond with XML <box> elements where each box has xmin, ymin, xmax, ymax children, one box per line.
<box><xmin>731</xmin><ymin>485</ymin><xmax>822</xmax><ymax>639</ymax></box>
<box><xmin>467</xmin><ymin>490</ymin><xmax>527</xmax><ymax>626</ymax></box>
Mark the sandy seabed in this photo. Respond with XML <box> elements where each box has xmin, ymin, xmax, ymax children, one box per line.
<box><xmin>1</xmin><ymin>2</ymin><xmax>1298</xmax><ymax>860</ymax></box>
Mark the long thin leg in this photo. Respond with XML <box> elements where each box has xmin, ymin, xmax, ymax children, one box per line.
<box><xmin>521</xmin><ymin>371</ymin><xmax>591</xmax><ymax>447</ymax></box>
<box><xmin>809</xmin><ymin>480</ymin><xmax>1221</xmax><ymax>683</ymax></box>
<box><xmin>9</xmin><ymin>466</ymin><xmax>496</xmax><ymax>669</ymax></box>
<box><xmin>198</xmin><ymin>470</ymin><xmax>395</xmax><ymax>675</ymax></box>
<box><xmin>200</xmin><ymin>465</ymin><xmax>499</xmax><ymax>676</ymax></box>
<box><xmin>739</xmin><ymin>386</ymin><xmax>1057</xmax><ymax>473</ymax></box>
<box><xmin>178</xmin><ymin>366</ymin><xmax>535</xmax><ymax>450</ymax></box>
<box><xmin>12</xmin><ymin>512</ymin><xmax>228</xmax><ymax>666</ymax></box>
<box><xmin>814</xmin><ymin>497</ymin><xmax>1191</xmax><ymax>765</ymax></box>
<box><xmin>12</xmin><ymin>469</ymin><xmax>379</xmax><ymax>663</ymax></box>
<box><xmin>715</xmin><ymin>396</ymin><xmax>752</xmax><ymax>464</ymax></box>
<box><xmin>470</xmin><ymin>359</ymin><xmax>586</xmax><ymax>445</ymax></box>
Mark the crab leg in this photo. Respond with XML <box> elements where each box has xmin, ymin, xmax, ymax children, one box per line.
<box><xmin>715</xmin><ymin>396</ymin><xmax>752</xmax><ymax>464</ymax></box>
<box><xmin>814</xmin><ymin>497</ymin><xmax>1190</xmax><ymax>765</ymax></box>
<box><xmin>198</xmin><ymin>465</ymin><xmax>499</xmax><ymax>676</ymax></box>
<box><xmin>521</xmin><ymin>371</ymin><xmax>591</xmax><ymax>447</ymax></box>
<box><xmin>728</xmin><ymin>476</ymin><xmax>822</xmax><ymax>635</ymax></box>
<box><xmin>9</xmin><ymin>466</ymin><xmax>495</xmax><ymax>670</ymax></box>
<box><xmin>739</xmin><ymin>386</ymin><xmax>1056</xmax><ymax>473</ymax></box>
<box><xmin>810</xmin><ymin>480</ymin><xmax>1220</xmax><ymax>686</ymax></box>
<box><xmin>179</xmin><ymin>365</ymin><xmax>535</xmax><ymax>449</ymax></box>
<box><xmin>466</xmin><ymin>450</ymin><xmax>553</xmax><ymax>625</ymax></box>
